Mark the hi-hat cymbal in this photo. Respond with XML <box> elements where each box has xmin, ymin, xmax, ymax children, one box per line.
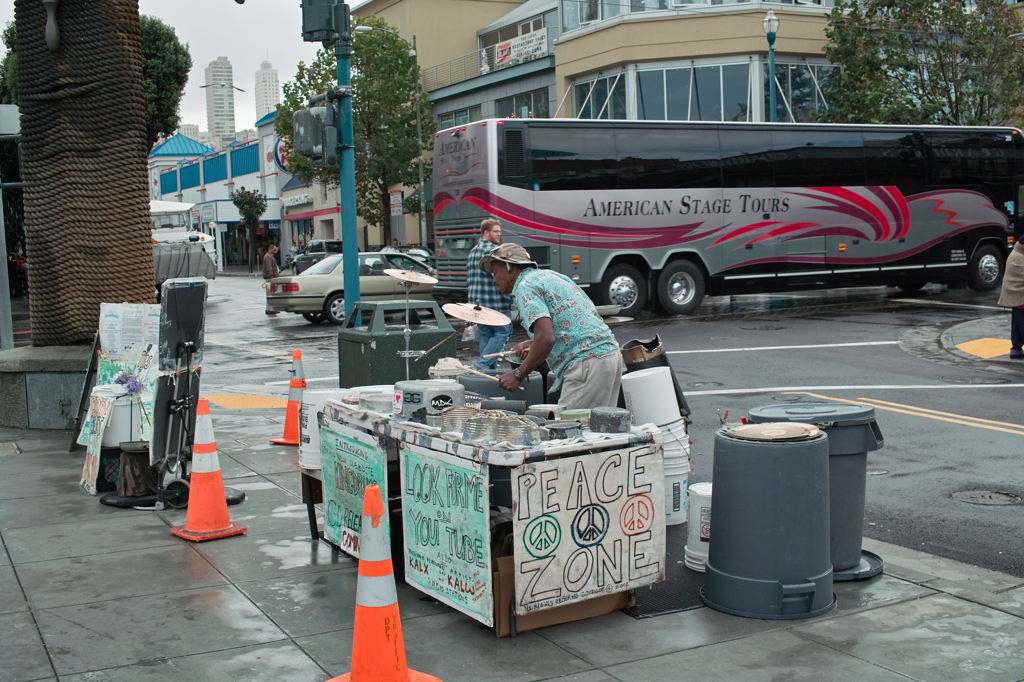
<box><xmin>443</xmin><ymin>302</ymin><xmax>511</xmax><ymax>326</ymax></box>
<box><xmin>384</xmin><ymin>268</ymin><xmax>438</xmax><ymax>285</ymax></box>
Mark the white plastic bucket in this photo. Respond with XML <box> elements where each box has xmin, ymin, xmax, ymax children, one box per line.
<box><xmin>300</xmin><ymin>388</ymin><xmax>359</xmax><ymax>470</ymax></box>
<box><xmin>91</xmin><ymin>385</ymin><xmax>141</xmax><ymax>448</ymax></box>
<box><xmin>621</xmin><ymin>367</ymin><xmax>680</xmax><ymax>426</ymax></box>
<box><xmin>684</xmin><ymin>481</ymin><xmax>713</xmax><ymax>572</ymax></box>
<box><xmin>664</xmin><ymin>458</ymin><xmax>691</xmax><ymax>525</ymax></box>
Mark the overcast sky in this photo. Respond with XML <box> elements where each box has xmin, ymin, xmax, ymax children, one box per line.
<box><xmin>0</xmin><ymin>1</ymin><xmax>371</xmax><ymax>133</ymax></box>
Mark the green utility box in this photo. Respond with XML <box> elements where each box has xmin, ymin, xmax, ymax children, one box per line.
<box><xmin>337</xmin><ymin>300</ymin><xmax>456</xmax><ymax>388</ymax></box>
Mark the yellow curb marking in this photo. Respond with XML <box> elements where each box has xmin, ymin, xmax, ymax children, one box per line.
<box><xmin>955</xmin><ymin>337</ymin><xmax>1013</xmax><ymax>359</ymax></box>
<box><xmin>205</xmin><ymin>394</ymin><xmax>288</xmax><ymax>409</ymax></box>
<box><xmin>783</xmin><ymin>392</ymin><xmax>1024</xmax><ymax>437</ymax></box>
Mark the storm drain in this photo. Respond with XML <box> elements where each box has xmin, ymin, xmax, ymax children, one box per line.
<box><xmin>952</xmin><ymin>490</ymin><xmax>1022</xmax><ymax>506</ymax></box>
<box><xmin>626</xmin><ymin>523</ymin><xmax>706</xmax><ymax>618</ymax></box>
<box><xmin>0</xmin><ymin>443</ymin><xmax>19</xmax><ymax>456</ymax></box>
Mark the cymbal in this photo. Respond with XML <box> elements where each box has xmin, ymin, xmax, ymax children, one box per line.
<box><xmin>443</xmin><ymin>302</ymin><xmax>511</xmax><ymax>326</ymax></box>
<box><xmin>384</xmin><ymin>268</ymin><xmax>438</xmax><ymax>284</ymax></box>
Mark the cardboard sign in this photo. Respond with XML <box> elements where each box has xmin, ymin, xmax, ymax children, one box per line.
<box><xmin>79</xmin><ymin>395</ymin><xmax>114</xmax><ymax>495</ymax></box>
<box><xmin>511</xmin><ymin>445</ymin><xmax>666</xmax><ymax>615</ymax></box>
<box><xmin>320</xmin><ymin>425</ymin><xmax>389</xmax><ymax>558</ymax></box>
<box><xmin>400</xmin><ymin>443</ymin><xmax>493</xmax><ymax>625</ymax></box>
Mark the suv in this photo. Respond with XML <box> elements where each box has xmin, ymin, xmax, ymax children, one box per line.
<box><xmin>292</xmin><ymin>239</ymin><xmax>343</xmax><ymax>274</ymax></box>
<box><xmin>380</xmin><ymin>245</ymin><xmax>436</xmax><ymax>269</ymax></box>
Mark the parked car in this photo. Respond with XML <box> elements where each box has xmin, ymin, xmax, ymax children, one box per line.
<box><xmin>380</xmin><ymin>245</ymin><xmax>436</xmax><ymax>269</ymax></box>
<box><xmin>266</xmin><ymin>252</ymin><xmax>437</xmax><ymax>324</ymax></box>
<box><xmin>292</xmin><ymin>239</ymin><xmax>343</xmax><ymax>274</ymax></box>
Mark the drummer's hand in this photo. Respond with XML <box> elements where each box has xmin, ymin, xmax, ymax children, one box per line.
<box><xmin>512</xmin><ymin>340</ymin><xmax>532</xmax><ymax>359</ymax></box>
<box><xmin>497</xmin><ymin>373</ymin><xmax>522</xmax><ymax>392</ymax></box>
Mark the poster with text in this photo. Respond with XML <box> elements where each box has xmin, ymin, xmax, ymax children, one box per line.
<box><xmin>511</xmin><ymin>445</ymin><xmax>665</xmax><ymax>615</ymax></box>
<box><xmin>400</xmin><ymin>443</ymin><xmax>493</xmax><ymax>626</ymax></box>
<box><xmin>320</xmin><ymin>425</ymin><xmax>388</xmax><ymax>558</ymax></box>
<box><xmin>79</xmin><ymin>395</ymin><xmax>114</xmax><ymax>495</ymax></box>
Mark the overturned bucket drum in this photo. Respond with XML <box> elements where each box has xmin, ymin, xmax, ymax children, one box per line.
<box><xmin>701</xmin><ymin>422</ymin><xmax>836</xmax><ymax>620</ymax></box>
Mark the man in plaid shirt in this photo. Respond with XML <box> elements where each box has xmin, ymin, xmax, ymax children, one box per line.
<box><xmin>466</xmin><ymin>218</ymin><xmax>513</xmax><ymax>369</ymax></box>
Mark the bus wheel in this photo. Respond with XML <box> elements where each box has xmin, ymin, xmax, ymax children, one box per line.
<box><xmin>602</xmin><ymin>264</ymin><xmax>647</xmax><ymax>317</ymax></box>
<box><xmin>657</xmin><ymin>260</ymin><xmax>705</xmax><ymax>316</ymax></box>
<box><xmin>968</xmin><ymin>245</ymin><xmax>1004</xmax><ymax>291</ymax></box>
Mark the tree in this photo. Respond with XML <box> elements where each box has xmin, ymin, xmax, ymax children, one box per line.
<box><xmin>140</xmin><ymin>16</ymin><xmax>192</xmax><ymax>150</ymax></box>
<box><xmin>0</xmin><ymin>16</ymin><xmax>191</xmax><ymax>149</ymax></box>
<box><xmin>820</xmin><ymin>0</ymin><xmax>1024</xmax><ymax>126</ymax></box>
<box><xmin>276</xmin><ymin>15</ymin><xmax>435</xmax><ymax>245</ymax></box>
<box><xmin>230</xmin><ymin>187</ymin><xmax>268</xmax><ymax>273</ymax></box>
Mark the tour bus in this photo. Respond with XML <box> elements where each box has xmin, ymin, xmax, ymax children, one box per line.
<box><xmin>431</xmin><ymin>119</ymin><xmax>1020</xmax><ymax>316</ymax></box>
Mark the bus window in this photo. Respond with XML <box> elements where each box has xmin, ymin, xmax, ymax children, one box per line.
<box><xmin>720</xmin><ymin>129</ymin><xmax>774</xmax><ymax>188</ymax></box>
<box><xmin>772</xmin><ymin>130</ymin><xmax>863</xmax><ymax>188</ymax></box>
<box><xmin>863</xmin><ymin>131</ymin><xmax>926</xmax><ymax>194</ymax></box>
<box><xmin>617</xmin><ymin>126</ymin><xmax>721</xmax><ymax>189</ymax></box>
<box><xmin>926</xmin><ymin>131</ymin><xmax>984</xmax><ymax>188</ymax></box>
<box><xmin>529</xmin><ymin>125</ymin><xmax>618</xmax><ymax>191</ymax></box>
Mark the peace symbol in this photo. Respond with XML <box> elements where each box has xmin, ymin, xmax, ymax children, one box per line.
<box><xmin>571</xmin><ymin>504</ymin><xmax>610</xmax><ymax>548</ymax></box>
<box><xmin>619</xmin><ymin>494</ymin><xmax>655</xmax><ymax>536</ymax></box>
<box><xmin>524</xmin><ymin>515</ymin><xmax>561</xmax><ymax>558</ymax></box>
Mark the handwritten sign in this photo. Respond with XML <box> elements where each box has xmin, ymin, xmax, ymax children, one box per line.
<box><xmin>80</xmin><ymin>395</ymin><xmax>114</xmax><ymax>495</ymax></box>
<box><xmin>320</xmin><ymin>425</ymin><xmax>388</xmax><ymax>558</ymax></box>
<box><xmin>511</xmin><ymin>445</ymin><xmax>665</xmax><ymax>615</ymax></box>
<box><xmin>400</xmin><ymin>443</ymin><xmax>493</xmax><ymax>626</ymax></box>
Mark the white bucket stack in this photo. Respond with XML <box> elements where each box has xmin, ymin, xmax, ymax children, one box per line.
<box><xmin>299</xmin><ymin>389</ymin><xmax>351</xmax><ymax>471</ymax></box>
<box><xmin>661</xmin><ymin>420</ymin><xmax>691</xmax><ymax>525</ymax></box>
<box><xmin>684</xmin><ymin>482</ymin><xmax>713</xmax><ymax>572</ymax></box>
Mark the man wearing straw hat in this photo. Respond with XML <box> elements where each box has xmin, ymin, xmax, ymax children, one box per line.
<box><xmin>481</xmin><ymin>243</ymin><xmax>622</xmax><ymax>409</ymax></box>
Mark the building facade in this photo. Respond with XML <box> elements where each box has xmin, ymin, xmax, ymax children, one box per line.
<box><xmin>204</xmin><ymin>56</ymin><xmax>237</xmax><ymax>150</ymax></box>
<box><xmin>255</xmin><ymin>60</ymin><xmax>282</xmax><ymax>119</ymax></box>
<box><xmin>176</xmin><ymin>124</ymin><xmax>200</xmax><ymax>142</ymax></box>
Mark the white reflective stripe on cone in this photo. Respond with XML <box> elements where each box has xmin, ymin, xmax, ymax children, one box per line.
<box><xmin>355</xmin><ymin>573</ymin><xmax>399</xmax><ymax>608</ymax></box>
<box><xmin>192</xmin><ymin>450</ymin><xmax>220</xmax><ymax>474</ymax></box>
<box><xmin>358</xmin><ymin>514</ymin><xmax>392</xmax><ymax>562</ymax></box>
<box><xmin>194</xmin><ymin>416</ymin><xmax>216</xmax><ymax>448</ymax></box>
<box><xmin>293</xmin><ymin>360</ymin><xmax>304</xmax><ymax>380</ymax></box>
<box><xmin>288</xmin><ymin>385</ymin><xmax>303</xmax><ymax>401</ymax></box>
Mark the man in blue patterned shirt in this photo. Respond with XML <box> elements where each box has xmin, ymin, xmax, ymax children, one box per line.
<box><xmin>481</xmin><ymin>243</ymin><xmax>622</xmax><ymax>409</ymax></box>
<box><xmin>465</xmin><ymin>218</ymin><xmax>513</xmax><ymax>369</ymax></box>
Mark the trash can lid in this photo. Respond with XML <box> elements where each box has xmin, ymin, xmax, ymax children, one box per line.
<box><xmin>748</xmin><ymin>403</ymin><xmax>876</xmax><ymax>426</ymax></box>
<box><xmin>725</xmin><ymin>422</ymin><xmax>821</xmax><ymax>442</ymax></box>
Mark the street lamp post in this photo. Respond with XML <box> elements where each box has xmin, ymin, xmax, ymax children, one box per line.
<box><xmin>763</xmin><ymin>9</ymin><xmax>779</xmax><ymax>123</ymax></box>
<box><xmin>354</xmin><ymin>25</ymin><xmax>427</xmax><ymax>248</ymax></box>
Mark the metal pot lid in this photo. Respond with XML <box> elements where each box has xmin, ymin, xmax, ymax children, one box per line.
<box><xmin>747</xmin><ymin>403</ymin><xmax>876</xmax><ymax>426</ymax></box>
<box><xmin>726</xmin><ymin>422</ymin><xmax>820</xmax><ymax>441</ymax></box>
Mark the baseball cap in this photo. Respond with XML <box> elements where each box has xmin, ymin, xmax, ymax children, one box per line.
<box><xmin>479</xmin><ymin>243</ymin><xmax>538</xmax><ymax>273</ymax></box>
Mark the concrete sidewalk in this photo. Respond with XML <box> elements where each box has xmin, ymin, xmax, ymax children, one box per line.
<box><xmin>2</xmin><ymin>410</ymin><xmax>1024</xmax><ymax>682</ymax></box>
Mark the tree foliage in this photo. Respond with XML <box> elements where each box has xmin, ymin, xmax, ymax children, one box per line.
<box><xmin>230</xmin><ymin>187</ymin><xmax>268</xmax><ymax>232</ymax></box>
<box><xmin>0</xmin><ymin>17</ymin><xmax>192</xmax><ymax>148</ymax></box>
<box><xmin>276</xmin><ymin>15</ymin><xmax>435</xmax><ymax>243</ymax></box>
<box><xmin>820</xmin><ymin>0</ymin><xmax>1024</xmax><ymax>126</ymax></box>
<box><xmin>140</xmin><ymin>16</ymin><xmax>192</xmax><ymax>150</ymax></box>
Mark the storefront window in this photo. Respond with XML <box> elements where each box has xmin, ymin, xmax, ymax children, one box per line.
<box><xmin>764</xmin><ymin>62</ymin><xmax>837</xmax><ymax>123</ymax></box>
<box><xmin>437</xmin><ymin>105</ymin><xmax>482</xmax><ymax>130</ymax></box>
<box><xmin>497</xmin><ymin>88</ymin><xmax>549</xmax><ymax>118</ymax></box>
<box><xmin>574</xmin><ymin>75</ymin><xmax>626</xmax><ymax>119</ymax></box>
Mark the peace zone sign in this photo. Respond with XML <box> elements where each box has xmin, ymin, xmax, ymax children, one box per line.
<box><xmin>571</xmin><ymin>504</ymin><xmax>610</xmax><ymax>548</ymax></box>
<box><xmin>524</xmin><ymin>515</ymin><xmax>561</xmax><ymax>559</ymax></box>
<box><xmin>619</xmin><ymin>494</ymin><xmax>656</xmax><ymax>536</ymax></box>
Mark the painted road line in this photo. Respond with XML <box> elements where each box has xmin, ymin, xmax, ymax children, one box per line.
<box><xmin>852</xmin><ymin>397</ymin><xmax>1024</xmax><ymax>430</ymax></box>
<box><xmin>265</xmin><ymin>375</ymin><xmax>339</xmax><ymax>386</ymax></box>
<box><xmin>667</xmin><ymin>341</ymin><xmax>899</xmax><ymax>355</ymax></box>
<box><xmin>685</xmin><ymin>383</ymin><xmax>1024</xmax><ymax>396</ymax></box>
<box><xmin>205</xmin><ymin>394</ymin><xmax>289</xmax><ymax>409</ymax></box>
<box><xmin>788</xmin><ymin>392</ymin><xmax>1024</xmax><ymax>437</ymax></box>
<box><xmin>893</xmin><ymin>299</ymin><xmax>1008</xmax><ymax>312</ymax></box>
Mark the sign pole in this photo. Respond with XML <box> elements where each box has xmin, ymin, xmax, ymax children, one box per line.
<box><xmin>334</xmin><ymin>4</ymin><xmax>361</xmax><ymax>319</ymax></box>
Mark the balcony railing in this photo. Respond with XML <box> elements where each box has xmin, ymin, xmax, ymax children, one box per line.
<box><xmin>422</xmin><ymin>27</ymin><xmax>557</xmax><ymax>92</ymax></box>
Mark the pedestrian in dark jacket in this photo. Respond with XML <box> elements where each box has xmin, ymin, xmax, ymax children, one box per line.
<box><xmin>998</xmin><ymin>241</ymin><xmax>1024</xmax><ymax>359</ymax></box>
<box><xmin>263</xmin><ymin>244</ymin><xmax>280</xmax><ymax>315</ymax></box>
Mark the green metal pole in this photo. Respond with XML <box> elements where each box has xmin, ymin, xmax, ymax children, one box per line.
<box><xmin>335</xmin><ymin>4</ymin><xmax>361</xmax><ymax>318</ymax></box>
<box><xmin>767</xmin><ymin>33</ymin><xmax>777</xmax><ymax>123</ymax></box>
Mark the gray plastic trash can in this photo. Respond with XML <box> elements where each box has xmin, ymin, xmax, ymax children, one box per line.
<box><xmin>748</xmin><ymin>403</ymin><xmax>884</xmax><ymax>581</ymax></box>
<box><xmin>701</xmin><ymin>422</ymin><xmax>836</xmax><ymax>620</ymax></box>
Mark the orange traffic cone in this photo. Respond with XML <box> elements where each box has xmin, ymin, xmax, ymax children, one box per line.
<box><xmin>329</xmin><ymin>485</ymin><xmax>442</xmax><ymax>682</ymax></box>
<box><xmin>271</xmin><ymin>349</ymin><xmax>305</xmax><ymax>445</ymax></box>
<box><xmin>170</xmin><ymin>398</ymin><xmax>247</xmax><ymax>542</ymax></box>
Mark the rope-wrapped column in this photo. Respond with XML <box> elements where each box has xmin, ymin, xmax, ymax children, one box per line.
<box><xmin>16</xmin><ymin>0</ymin><xmax>155</xmax><ymax>346</ymax></box>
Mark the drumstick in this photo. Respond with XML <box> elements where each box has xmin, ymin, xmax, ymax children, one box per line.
<box><xmin>455</xmin><ymin>363</ymin><xmax>525</xmax><ymax>391</ymax></box>
<box><xmin>482</xmin><ymin>350</ymin><xmax>515</xmax><ymax>359</ymax></box>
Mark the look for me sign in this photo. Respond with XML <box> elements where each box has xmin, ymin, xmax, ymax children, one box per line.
<box><xmin>511</xmin><ymin>445</ymin><xmax>665</xmax><ymax>615</ymax></box>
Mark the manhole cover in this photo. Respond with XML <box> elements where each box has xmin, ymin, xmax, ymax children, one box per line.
<box><xmin>866</xmin><ymin>470</ymin><xmax>888</xmax><ymax>476</ymax></box>
<box><xmin>740</xmin><ymin>325</ymin><xmax>786</xmax><ymax>331</ymax></box>
<box><xmin>0</xmin><ymin>442</ymin><xmax>19</xmax><ymax>456</ymax></box>
<box><xmin>952</xmin><ymin>490</ymin><xmax>1022</xmax><ymax>506</ymax></box>
<box><xmin>940</xmin><ymin>376</ymin><xmax>1011</xmax><ymax>385</ymax></box>
<box><xmin>687</xmin><ymin>381</ymin><xmax>723</xmax><ymax>388</ymax></box>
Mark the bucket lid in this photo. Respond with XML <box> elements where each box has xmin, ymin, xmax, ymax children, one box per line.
<box><xmin>689</xmin><ymin>481</ymin><xmax>712</xmax><ymax>495</ymax></box>
<box><xmin>747</xmin><ymin>403</ymin><xmax>876</xmax><ymax>427</ymax></box>
<box><xmin>726</xmin><ymin>421</ymin><xmax>820</xmax><ymax>442</ymax></box>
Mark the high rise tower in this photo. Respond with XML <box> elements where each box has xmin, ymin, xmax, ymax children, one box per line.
<box><xmin>254</xmin><ymin>60</ymin><xmax>281</xmax><ymax>119</ymax></box>
<box><xmin>204</xmin><ymin>56</ymin><xmax>236</xmax><ymax>149</ymax></box>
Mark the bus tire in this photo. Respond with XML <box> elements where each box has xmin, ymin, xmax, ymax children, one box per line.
<box><xmin>601</xmin><ymin>264</ymin><xmax>647</xmax><ymax>317</ymax></box>
<box><xmin>967</xmin><ymin>244</ymin><xmax>1004</xmax><ymax>292</ymax></box>
<box><xmin>657</xmin><ymin>260</ymin><xmax>705</xmax><ymax>316</ymax></box>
